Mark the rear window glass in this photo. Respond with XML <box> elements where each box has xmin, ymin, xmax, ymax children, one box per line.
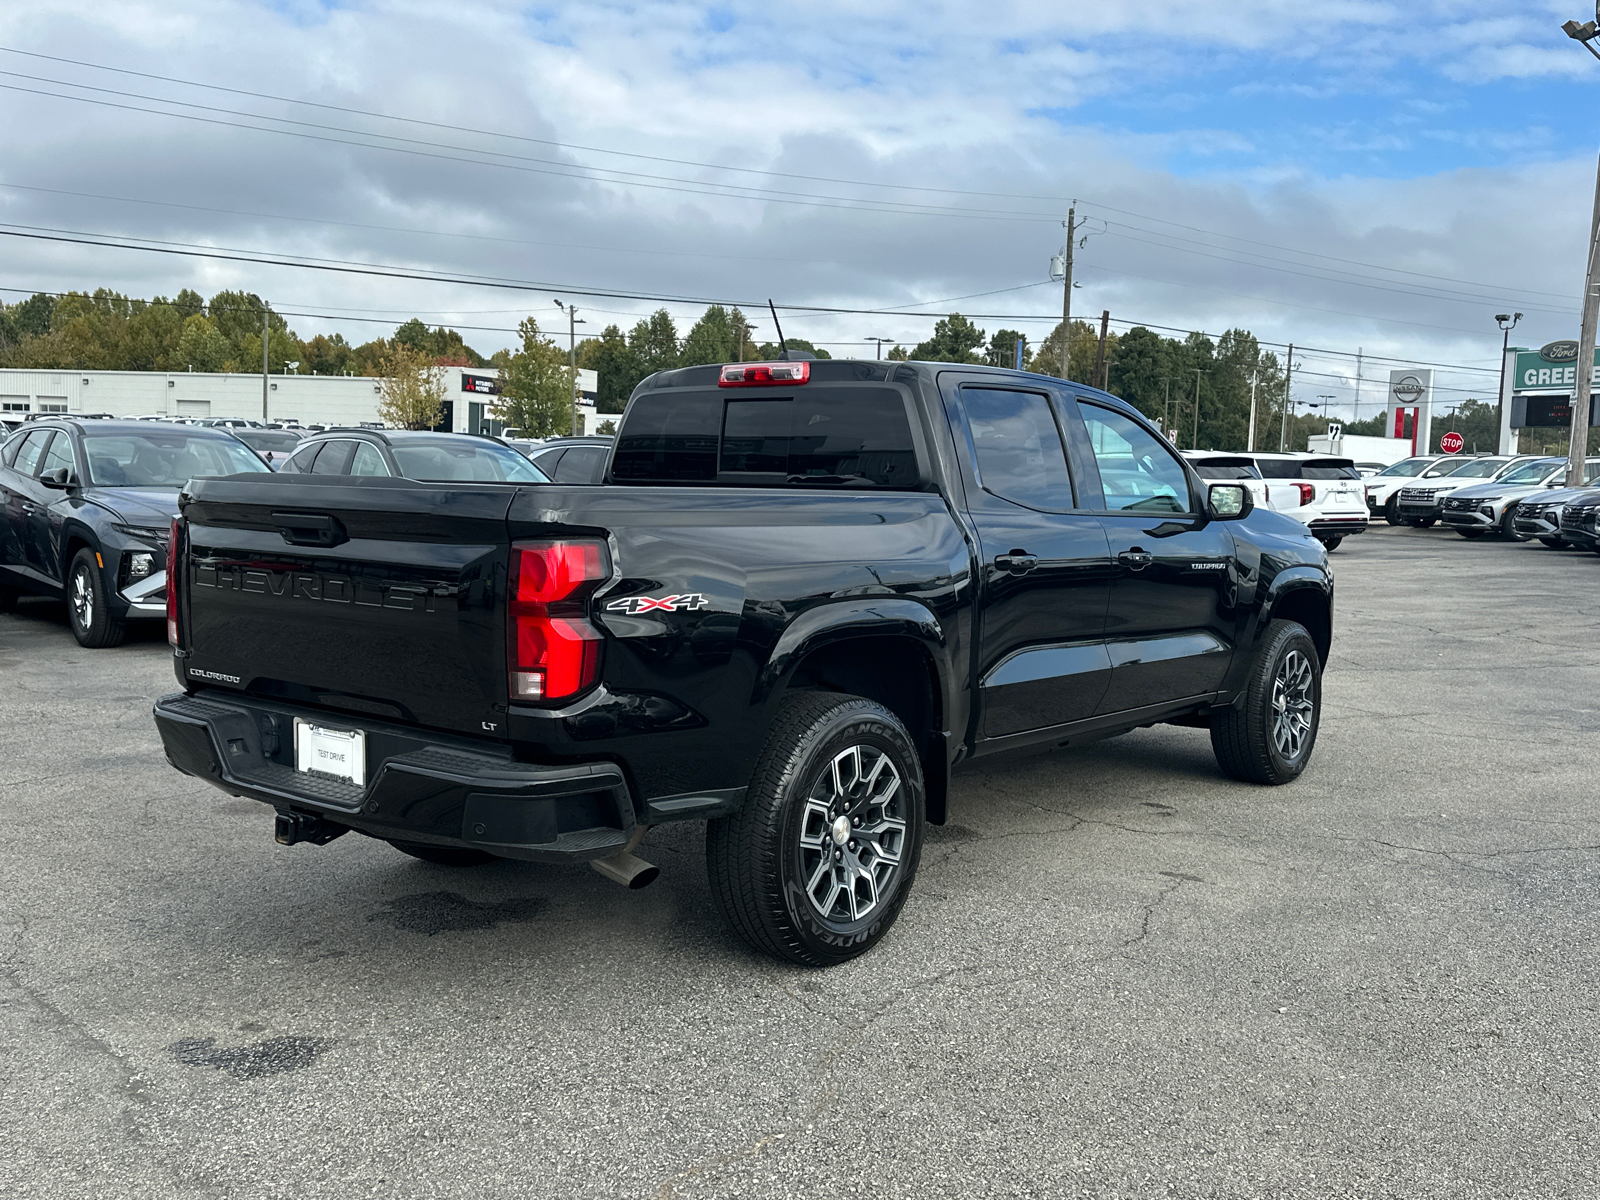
<box><xmin>1190</xmin><ymin>457</ymin><xmax>1261</xmax><ymax>480</ymax></box>
<box><xmin>1301</xmin><ymin>463</ymin><xmax>1361</xmax><ymax>480</ymax></box>
<box><xmin>614</xmin><ymin>388</ymin><xmax>918</xmax><ymax>487</ymax></box>
<box><xmin>613</xmin><ymin>393</ymin><xmax>721</xmax><ymax>482</ymax></box>
<box><xmin>1254</xmin><ymin>458</ymin><xmax>1359</xmax><ymax>480</ymax></box>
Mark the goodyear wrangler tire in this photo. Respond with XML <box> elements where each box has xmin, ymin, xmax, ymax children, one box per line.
<box><xmin>706</xmin><ymin>692</ymin><xmax>924</xmax><ymax>967</ymax></box>
<box><xmin>1210</xmin><ymin>619</ymin><xmax>1322</xmax><ymax>785</ymax></box>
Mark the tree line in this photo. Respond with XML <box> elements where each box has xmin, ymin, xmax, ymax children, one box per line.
<box><xmin>5</xmin><ymin>287</ymin><xmax>1372</xmax><ymax>450</ymax></box>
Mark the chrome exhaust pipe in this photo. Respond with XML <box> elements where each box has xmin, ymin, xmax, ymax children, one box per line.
<box><xmin>590</xmin><ymin>827</ymin><xmax>659</xmax><ymax>889</ymax></box>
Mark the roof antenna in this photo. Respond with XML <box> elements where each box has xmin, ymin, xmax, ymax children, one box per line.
<box><xmin>767</xmin><ymin>299</ymin><xmax>788</xmax><ymax>359</ymax></box>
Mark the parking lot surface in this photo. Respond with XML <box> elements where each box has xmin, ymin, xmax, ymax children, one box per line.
<box><xmin>3</xmin><ymin>524</ymin><xmax>1598</xmax><ymax>1199</ymax></box>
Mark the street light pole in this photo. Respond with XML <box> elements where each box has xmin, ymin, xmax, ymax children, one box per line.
<box><xmin>1247</xmin><ymin>370</ymin><xmax>1259</xmax><ymax>452</ymax></box>
<box><xmin>1191</xmin><ymin>368</ymin><xmax>1209</xmax><ymax>450</ymax></box>
<box><xmin>261</xmin><ymin>299</ymin><xmax>269</xmax><ymax>424</ymax></box>
<box><xmin>1280</xmin><ymin>343</ymin><xmax>1295</xmax><ymax>452</ymax></box>
<box><xmin>1494</xmin><ymin>312</ymin><xmax>1523</xmax><ymax>455</ymax></box>
<box><xmin>864</xmin><ymin>336</ymin><xmax>892</xmax><ymax>360</ymax></box>
<box><xmin>1563</xmin><ymin>11</ymin><xmax>1600</xmax><ymax>484</ymax></box>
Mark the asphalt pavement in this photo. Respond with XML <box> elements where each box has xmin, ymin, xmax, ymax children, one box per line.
<box><xmin>3</xmin><ymin>523</ymin><xmax>1598</xmax><ymax>1199</ymax></box>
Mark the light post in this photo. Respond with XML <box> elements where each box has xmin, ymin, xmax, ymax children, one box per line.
<box><xmin>554</xmin><ymin>299</ymin><xmax>586</xmax><ymax>436</ymax></box>
<box><xmin>1493</xmin><ymin>313</ymin><xmax>1523</xmax><ymax>454</ymax></box>
<box><xmin>864</xmin><ymin>336</ymin><xmax>892</xmax><ymax>360</ymax></box>
<box><xmin>1560</xmin><ymin>9</ymin><xmax>1600</xmax><ymax>483</ymax></box>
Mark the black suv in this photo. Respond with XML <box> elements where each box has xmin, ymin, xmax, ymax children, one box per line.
<box><xmin>0</xmin><ymin>419</ymin><xmax>270</xmax><ymax>646</ymax></box>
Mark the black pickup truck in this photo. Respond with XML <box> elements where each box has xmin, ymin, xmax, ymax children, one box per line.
<box><xmin>153</xmin><ymin>358</ymin><xmax>1333</xmax><ymax>965</ymax></box>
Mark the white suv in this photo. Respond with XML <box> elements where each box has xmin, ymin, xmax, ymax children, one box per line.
<box><xmin>1247</xmin><ymin>454</ymin><xmax>1369</xmax><ymax>550</ymax></box>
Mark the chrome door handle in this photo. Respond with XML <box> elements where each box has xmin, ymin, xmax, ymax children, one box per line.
<box><xmin>1118</xmin><ymin>549</ymin><xmax>1153</xmax><ymax>571</ymax></box>
<box><xmin>994</xmin><ymin>551</ymin><xmax>1038</xmax><ymax>574</ymax></box>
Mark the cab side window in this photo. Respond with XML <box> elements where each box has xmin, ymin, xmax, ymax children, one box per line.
<box><xmin>311</xmin><ymin>440</ymin><xmax>357</xmax><ymax>475</ymax></box>
<box><xmin>961</xmin><ymin>387</ymin><xmax>1075</xmax><ymax>511</ymax></box>
<box><xmin>1078</xmin><ymin>403</ymin><xmax>1192</xmax><ymax>514</ymax></box>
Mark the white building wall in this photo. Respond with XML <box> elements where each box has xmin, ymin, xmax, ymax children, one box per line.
<box><xmin>0</xmin><ymin>364</ymin><xmax>604</xmax><ymax>433</ymax></box>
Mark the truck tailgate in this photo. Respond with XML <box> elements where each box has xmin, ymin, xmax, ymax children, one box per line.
<box><xmin>178</xmin><ymin>476</ymin><xmax>515</xmax><ymax>737</ymax></box>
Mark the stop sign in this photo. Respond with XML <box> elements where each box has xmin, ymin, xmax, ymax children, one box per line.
<box><xmin>1440</xmin><ymin>431</ymin><xmax>1464</xmax><ymax>454</ymax></box>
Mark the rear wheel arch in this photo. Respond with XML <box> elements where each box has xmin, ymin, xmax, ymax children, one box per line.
<box><xmin>782</xmin><ymin>634</ymin><xmax>948</xmax><ymax>825</ymax></box>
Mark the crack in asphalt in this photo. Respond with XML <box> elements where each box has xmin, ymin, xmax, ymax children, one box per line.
<box><xmin>1122</xmin><ymin>872</ymin><xmax>1201</xmax><ymax>949</ymax></box>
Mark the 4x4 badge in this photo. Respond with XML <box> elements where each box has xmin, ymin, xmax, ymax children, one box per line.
<box><xmin>606</xmin><ymin>592</ymin><xmax>709</xmax><ymax>614</ymax></box>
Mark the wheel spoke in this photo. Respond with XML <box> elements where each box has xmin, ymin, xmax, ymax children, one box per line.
<box><xmin>800</xmin><ymin>743</ymin><xmax>908</xmax><ymax>925</ymax></box>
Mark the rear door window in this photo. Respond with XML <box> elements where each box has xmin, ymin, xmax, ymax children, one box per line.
<box><xmin>278</xmin><ymin>442</ymin><xmax>323</xmax><ymax>474</ymax></box>
<box><xmin>555</xmin><ymin>445</ymin><xmax>607</xmax><ymax>483</ymax></box>
<box><xmin>350</xmin><ymin>442</ymin><xmax>391</xmax><ymax>476</ymax></box>
<box><xmin>959</xmin><ymin>387</ymin><xmax>1075</xmax><ymax>511</ymax></box>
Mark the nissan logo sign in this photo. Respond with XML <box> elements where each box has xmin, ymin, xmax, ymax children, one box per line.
<box><xmin>1392</xmin><ymin>375</ymin><xmax>1425</xmax><ymax>399</ymax></box>
<box><xmin>1540</xmin><ymin>340</ymin><xmax>1580</xmax><ymax>363</ymax></box>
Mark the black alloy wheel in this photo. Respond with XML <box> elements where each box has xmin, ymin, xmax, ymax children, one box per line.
<box><xmin>707</xmin><ymin>691</ymin><xmax>924</xmax><ymax>967</ymax></box>
<box><xmin>1317</xmin><ymin>536</ymin><xmax>1343</xmax><ymax>551</ymax></box>
<box><xmin>1500</xmin><ymin>506</ymin><xmax>1528</xmax><ymax>541</ymax></box>
<box><xmin>1384</xmin><ymin>497</ymin><xmax>1403</xmax><ymax>526</ymax></box>
<box><xmin>387</xmin><ymin>840</ymin><xmax>497</xmax><ymax>866</ymax></box>
<box><xmin>1211</xmin><ymin>619</ymin><xmax>1322</xmax><ymax>786</ymax></box>
<box><xmin>66</xmin><ymin>547</ymin><xmax>125</xmax><ymax>648</ymax></box>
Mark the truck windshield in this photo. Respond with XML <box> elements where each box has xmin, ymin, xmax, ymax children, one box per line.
<box><xmin>82</xmin><ymin>431</ymin><xmax>271</xmax><ymax>486</ymax></box>
<box><xmin>389</xmin><ymin>439</ymin><xmax>549</xmax><ymax>482</ymax></box>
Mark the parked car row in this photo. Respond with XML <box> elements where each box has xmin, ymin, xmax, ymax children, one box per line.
<box><xmin>1185</xmin><ymin>451</ymin><xmax>1368</xmax><ymax>550</ymax></box>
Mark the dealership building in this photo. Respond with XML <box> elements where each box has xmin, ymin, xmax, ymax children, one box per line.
<box><xmin>0</xmin><ymin>365</ymin><xmax>600</xmax><ymax>434</ymax></box>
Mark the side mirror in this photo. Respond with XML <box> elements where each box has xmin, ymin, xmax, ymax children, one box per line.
<box><xmin>1208</xmin><ymin>482</ymin><xmax>1252</xmax><ymax>520</ymax></box>
<box><xmin>40</xmin><ymin>466</ymin><xmax>76</xmax><ymax>489</ymax></box>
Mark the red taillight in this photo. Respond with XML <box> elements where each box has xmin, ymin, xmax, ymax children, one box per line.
<box><xmin>718</xmin><ymin>361</ymin><xmax>810</xmax><ymax>387</ymax></box>
<box><xmin>508</xmin><ymin>540</ymin><xmax>608</xmax><ymax>704</ymax></box>
<box><xmin>166</xmin><ymin>517</ymin><xmax>180</xmax><ymax>648</ymax></box>
<box><xmin>1294</xmin><ymin>483</ymin><xmax>1315</xmax><ymax>506</ymax></box>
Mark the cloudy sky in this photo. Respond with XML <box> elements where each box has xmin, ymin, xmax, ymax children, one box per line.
<box><xmin>2</xmin><ymin>0</ymin><xmax>1598</xmax><ymax>415</ymax></box>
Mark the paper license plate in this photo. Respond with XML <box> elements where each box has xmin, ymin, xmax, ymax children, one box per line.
<box><xmin>294</xmin><ymin>720</ymin><xmax>366</xmax><ymax>786</ymax></box>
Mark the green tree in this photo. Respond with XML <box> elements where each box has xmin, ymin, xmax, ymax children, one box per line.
<box><xmin>375</xmin><ymin>343</ymin><xmax>446</xmax><ymax>429</ymax></box>
<box><xmin>1026</xmin><ymin>319</ymin><xmax>1104</xmax><ymax>381</ymax></box>
<box><xmin>495</xmin><ymin>317</ymin><xmax>572</xmax><ymax>436</ymax></box>
<box><xmin>912</xmin><ymin>313</ymin><xmax>985</xmax><ymax>363</ymax></box>
<box><xmin>628</xmin><ymin>309</ymin><xmax>680</xmax><ymax>376</ymax></box>
<box><xmin>578</xmin><ymin>325</ymin><xmax>642</xmax><ymax>414</ymax></box>
<box><xmin>302</xmin><ymin>333</ymin><xmax>354</xmax><ymax>375</ymax></box>
<box><xmin>886</xmin><ymin>345</ymin><xmax>909</xmax><ymax>361</ymax></box>
<box><xmin>753</xmin><ymin>338</ymin><xmax>831</xmax><ymax>360</ymax></box>
<box><xmin>176</xmin><ymin>315</ymin><xmax>233</xmax><ymax>373</ymax></box>
<box><xmin>984</xmin><ymin>329</ymin><xmax>1028</xmax><ymax>369</ymax></box>
<box><xmin>680</xmin><ymin>305</ymin><xmax>738</xmax><ymax>366</ymax></box>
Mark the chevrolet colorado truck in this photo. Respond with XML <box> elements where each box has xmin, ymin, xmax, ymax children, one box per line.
<box><xmin>153</xmin><ymin>359</ymin><xmax>1333</xmax><ymax>965</ymax></box>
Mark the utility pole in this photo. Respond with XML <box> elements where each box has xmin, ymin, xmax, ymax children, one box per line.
<box><xmin>1280</xmin><ymin>343</ymin><xmax>1295</xmax><ymax>452</ymax></box>
<box><xmin>1247</xmin><ymin>370</ymin><xmax>1259</xmax><ymax>452</ymax></box>
<box><xmin>864</xmin><ymin>336</ymin><xmax>892</xmax><ymax>360</ymax></box>
<box><xmin>1563</xmin><ymin>11</ymin><xmax>1600</xmax><ymax>483</ymax></box>
<box><xmin>1092</xmin><ymin>310</ymin><xmax>1110</xmax><ymax>388</ymax></box>
<box><xmin>554</xmin><ymin>300</ymin><xmax>585</xmax><ymax>435</ymax></box>
<box><xmin>261</xmin><ymin>299</ymin><xmax>269</xmax><ymax>424</ymax></box>
<box><xmin>1354</xmin><ymin>348</ymin><xmax>1363</xmax><ymax>423</ymax></box>
<box><xmin>1159</xmin><ymin>377</ymin><xmax>1172</xmax><ymax>439</ymax></box>
<box><xmin>1191</xmin><ymin>368</ymin><xmax>1209</xmax><ymax>450</ymax></box>
<box><xmin>1056</xmin><ymin>205</ymin><xmax>1076</xmax><ymax>379</ymax></box>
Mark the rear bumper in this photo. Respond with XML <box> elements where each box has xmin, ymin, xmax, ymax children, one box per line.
<box><xmin>153</xmin><ymin>690</ymin><xmax>636</xmax><ymax>862</ymax></box>
<box><xmin>1307</xmin><ymin>516</ymin><xmax>1368</xmax><ymax>538</ymax></box>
